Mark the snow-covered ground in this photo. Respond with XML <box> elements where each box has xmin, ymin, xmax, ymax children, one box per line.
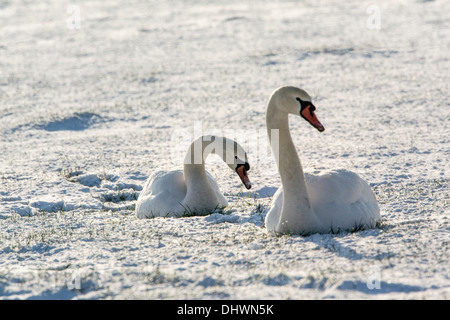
<box><xmin>0</xmin><ymin>0</ymin><xmax>449</xmax><ymax>299</ymax></box>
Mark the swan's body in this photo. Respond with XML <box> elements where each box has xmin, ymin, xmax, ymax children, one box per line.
<box><xmin>264</xmin><ymin>86</ymin><xmax>380</xmax><ymax>235</ymax></box>
<box><xmin>136</xmin><ymin>135</ymin><xmax>251</xmax><ymax>218</ymax></box>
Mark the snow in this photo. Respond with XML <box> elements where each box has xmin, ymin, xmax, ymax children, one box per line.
<box><xmin>0</xmin><ymin>0</ymin><xmax>449</xmax><ymax>299</ymax></box>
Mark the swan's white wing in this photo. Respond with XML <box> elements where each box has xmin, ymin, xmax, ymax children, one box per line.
<box><xmin>304</xmin><ymin>169</ymin><xmax>380</xmax><ymax>231</ymax></box>
<box><xmin>136</xmin><ymin>170</ymin><xmax>229</xmax><ymax>218</ymax></box>
<box><xmin>135</xmin><ymin>170</ymin><xmax>187</xmax><ymax>218</ymax></box>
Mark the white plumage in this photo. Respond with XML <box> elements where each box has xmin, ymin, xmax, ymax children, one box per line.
<box><xmin>268</xmin><ymin>169</ymin><xmax>380</xmax><ymax>234</ymax></box>
<box><xmin>136</xmin><ymin>169</ymin><xmax>227</xmax><ymax>218</ymax></box>
<box><xmin>136</xmin><ymin>135</ymin><xmax>251</xmax><ymax>218</ymax></box>
<box><xmin>264</xmin><ymin>86</ymin><xmax>380</xmax><ymax>234</ymax></box>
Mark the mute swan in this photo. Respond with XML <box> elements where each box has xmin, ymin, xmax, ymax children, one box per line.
<box><xmin>265</xmin><ymin>86</ymin><xmax>380</xmax><ymax>235</ymax></box>
<box><xmin>136</xmin><ymin>135</ymin><xmax>251</xmax><ymax>218</ymax></box>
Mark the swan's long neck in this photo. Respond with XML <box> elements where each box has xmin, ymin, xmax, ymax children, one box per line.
<box><xmin>182</xmin><ymin>138</ymin><xmax>219</xmax><ymax>206</ymax></box>
<box><xmin>267</xmin><ymin>97</ymin><xmax>316</xmax><ymax>233</ymax></box>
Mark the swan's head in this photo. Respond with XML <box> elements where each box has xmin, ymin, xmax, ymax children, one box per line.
<box><xmin>227</xmin><ymin>140</ymin><xmax>252</xmax><ymax>190</ymax></box>
<box><xmin>198</xmin><ymin>135</ymin><xmax>252</xmax><ymax>190</ymax></box>
<box><xmin>233</xmin><ymin>156</ymin><xmax>251</xmax><ymax>190</ymax></box>
<box><xmin>217</xmin><ymin>137</ymin><xmax>252</xmax><ymax>190</ymax></box>
<box><xmin>272</xmin><ymin>86</ymin><xmax>325</xmax><ymax>132</ymax></box>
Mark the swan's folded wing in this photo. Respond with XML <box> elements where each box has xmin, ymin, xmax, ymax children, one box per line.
<box><xmin>139</xmin><ymin>170</ymin><xmax>185</xmax><ymax>197</ymax></box>
<box><xmin>305</xmin><ymin>169</ymin><xmax>364</xmax><ymax>204</ymax></box>
<box><xmin>305</xmin><ymin>169</ymin><xmax>380</xmax><ymax>230</ymax></box>
<box><xmin>136</xmin><ymin>170</ymin><xmax>187</xmax><ymax>218</ymax></box>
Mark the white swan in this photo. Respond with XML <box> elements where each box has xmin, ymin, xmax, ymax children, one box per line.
<box><xmin>265</xmin><ymin>86</ymin><xmax>380</xmax><ymax>235</ymax></box>
<box><xmin>136</xmin><ymin>135</ymin><xmax>251</xmax><ymax>218</ymax></box>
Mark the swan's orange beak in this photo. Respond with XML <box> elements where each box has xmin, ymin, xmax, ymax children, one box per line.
<box><xmin>301</xmin><ymin>106</ymin><xmax>325</xmax><ymax>132</ymax></box>
<box><xmin>236</xmin><ymin>165</ymin><xmax>252</xmax><ymax>189</ymax></box>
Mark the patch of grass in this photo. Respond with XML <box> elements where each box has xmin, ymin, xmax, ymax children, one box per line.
<box><xmin>100</xmin><ymin>188</ymin><xmax>138</xmax><ymax>204</ymax></box>
<box><xmin>179</xmin><ymin>203</ymin><xmax>224</xmax><ymax>218</ymax></box>
<box><xmin>60</xmin><ymin>167</ymin><xmax>83</xmax><ymax>179</ymax></box>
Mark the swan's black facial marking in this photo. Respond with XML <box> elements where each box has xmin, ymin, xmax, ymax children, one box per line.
<box><xmin>235</xmin><ymin>162</ymin><xmax>250</xmax><ymax>172</ymax></box>
<box><xmin>234</xmin><ymin>156</ymin><xmax>250</xmax><ymax>171</ymax></box>
<box><xmin>296</xmin><ymin>97</ymin><xmax>325</xmax><ymax>132</ymax></box>
<box><xmin>296</xmin><ymin>97</ymin><xmax>316</xmax><ymax>118</ymax></box>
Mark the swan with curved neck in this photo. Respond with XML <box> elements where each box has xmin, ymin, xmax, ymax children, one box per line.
<box><xmin>136</xmin><ymin>135</ymin><xmax>251</xmax><ymax>218</ymax></box>
<box><xmin>265</xmin><ymin>86</ymin><xmax>380</xmax><ymax>235</ymax></box>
